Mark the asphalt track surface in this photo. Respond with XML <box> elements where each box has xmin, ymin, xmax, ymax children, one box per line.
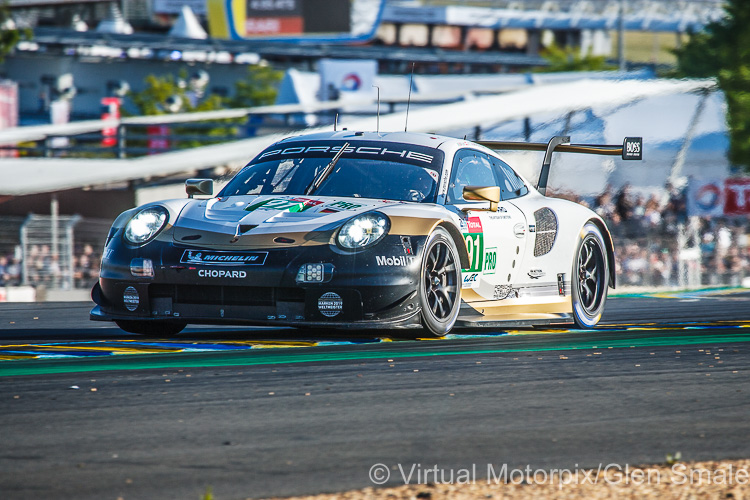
<box><xmin>1</xmin><ymin>290</ymin><xmax>750</xmax><ymax>500</ymax></box>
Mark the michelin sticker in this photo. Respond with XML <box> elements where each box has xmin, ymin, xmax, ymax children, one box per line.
<box><xmin>181</xmin><ymin>250</ymin><xmax>267</xmax><ymax>266</ymax></box>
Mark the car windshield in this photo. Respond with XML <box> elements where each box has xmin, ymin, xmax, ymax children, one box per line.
<box><xmin>219</xmin><ymin>141</ymin><xmax>444</xmax><ymax>203</ymax></box>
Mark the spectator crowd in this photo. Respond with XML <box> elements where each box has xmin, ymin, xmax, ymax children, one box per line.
<box><xmin>554</xmin><ymin>182</ymin><xmax>750</xmax><ymax>288</ymax></box>
<box><xmin>0</xmin><ymin>243</ymin><xmax>100</xmax><ymax>289</ymax></box>
<box><xmin>1</xmin><ymin>186</ymin><xmax>749</xmax><ymax>291</ymax></box>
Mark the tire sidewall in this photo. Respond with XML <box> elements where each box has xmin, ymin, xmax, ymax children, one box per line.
<box><xmin>418</xmin><ymin>227</ymin><xmax>461</xmax><ymax>336</ymax></box>
<box><xmin>571</xmin><ymin>223</ymin><xmax>609</xmax><ymax>328</ymax></box>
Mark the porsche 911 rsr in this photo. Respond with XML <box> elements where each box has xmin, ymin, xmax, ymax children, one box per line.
<box><xmin>90</xmin><ymin>131</ymin><xmax>641</xmax><ymax>336</ymax></box>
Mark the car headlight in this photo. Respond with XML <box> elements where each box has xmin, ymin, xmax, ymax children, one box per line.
<box><xmin>124</xmin><ymin>206</ymin><xmax>169</xmax><ymax>245</ymax></box>
<box><xmin>337</xmin><ymin>212</ymin><xmax>389</xmax><ymax>249</ymax></box>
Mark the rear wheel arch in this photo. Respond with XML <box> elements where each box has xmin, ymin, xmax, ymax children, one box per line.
<box><xmin>571</xmin><ymin>222</ymin><xmax>610</xmax><ymax>328</ymax></box>
<box><xmin>587</xmin><ymin>218</ymin><xmax>616</xmax><ymax>289</ymax></box>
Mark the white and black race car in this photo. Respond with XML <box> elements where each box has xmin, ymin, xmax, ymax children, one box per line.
<box><xmin>91</xmin><ymin>131</ymin><xmax>642</xmax><ymax>336</ymax></box>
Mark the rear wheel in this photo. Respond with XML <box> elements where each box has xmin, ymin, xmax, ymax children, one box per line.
<box><xmin>571</xmin><ymin>223</ymin><xmax>609</xmax><ymax>328</ymax></box>
<box><xmin>418</xmin><ymin>227</ymin><xmax>461</xmax><ymax>337</ymax></box>
<box><xmin>114</xmin><ymin>319</ymin><xmax>186</xmax><ymax>337</ymax></box>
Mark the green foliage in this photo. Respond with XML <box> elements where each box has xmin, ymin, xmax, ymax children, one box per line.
<box><xmin>127</xmin><ymin>70</ymin><xmax>225</xmax><ymax>116</ymax></box>
<box><xmin>125</xmin><ymin>65</ymin><xmax>282</xmax><ymax>151</ymax></box>
<box><xmin>125</xmin><ymin>70</ymin><xmax>238</xmax><ymax>150</ymax></box>
<box><xmin>673</xmin><ymin>31</ymin><xmax>719</xmax><ymax>78</ymax></box>
<box><xmin>127</xmin><ymin>65</ymin><xmax>282</xmax><ymax>116</ymax></box>
<box><xmin>0</xmin><ymin>1</ymin><xmax>32</xmax><ymax>63</ymax></box>
<box><xmin>229</xmin><ymin>63</ymin><xmax>283</xmax><ymax>108</ymax></box>
<box><xmin>674</xmin><ymin>0</ymin><xmax>750</xmax><ymax>170</ymax></box>
<box><xmin>538</xmin><ymin>43</ymin><xmax>614</xmax><ymax>73</ymax></box>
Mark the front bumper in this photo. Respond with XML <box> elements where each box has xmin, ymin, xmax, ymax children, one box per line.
<box><xmin>91</xmin><ymin>235</ymin><xmax>425</xmax><ymax>330</ymax></box>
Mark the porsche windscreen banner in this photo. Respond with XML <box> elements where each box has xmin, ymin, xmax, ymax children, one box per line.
<box><xmin>252</xmin><ymin>141</ymin><xmax>445</xmax><ymax>170</ymax></box>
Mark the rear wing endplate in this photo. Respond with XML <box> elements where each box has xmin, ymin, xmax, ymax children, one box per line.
<box><xmin>478</xmin><ymin>136</ymin><xmax>642</xmax><ymax>196</ymax></box>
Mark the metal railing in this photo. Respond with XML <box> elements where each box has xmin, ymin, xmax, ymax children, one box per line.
<box><xmin>20</xmin><ymin>214</ymin><xmax>81</xmax><ymax>290</ymax></box>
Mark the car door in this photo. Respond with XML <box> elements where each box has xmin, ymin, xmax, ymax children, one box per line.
<box><xmin>446</xmin><ymin>149</ymin><xmax>527</xmax><ymax>301</ymax></box>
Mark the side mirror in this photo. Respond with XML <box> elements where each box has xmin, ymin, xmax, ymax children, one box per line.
<box><xmin>462</xmin><ymin>186</ymin><xmax>501</xmax><ymax>212</ymax></box>
<box><xmin>186</xmin><ymin>178</ymin><xmax>213</xmax><ymax>198</ymax></box>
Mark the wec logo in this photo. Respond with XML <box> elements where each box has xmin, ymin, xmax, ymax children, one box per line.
<box><xmin>462</xmin><ymin>272</ymin><xmax>480</xmax><ymax>289</ymax></box>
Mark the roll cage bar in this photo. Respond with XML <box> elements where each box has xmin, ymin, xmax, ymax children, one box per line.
<box><xmin>478</xmin><ymin>136</ymin><xmax>642</xmax><ymax>196</ymax></box>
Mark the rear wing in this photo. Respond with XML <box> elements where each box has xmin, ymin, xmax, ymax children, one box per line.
<box><xmin>478</xmin><ymin>136</ymin><xmax>642</xmax><ymax>196</ymax></box>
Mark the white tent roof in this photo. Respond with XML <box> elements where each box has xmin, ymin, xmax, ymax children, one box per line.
<box><xmin>168</xmin><ymin>6</ymin><xmax>208</xmax><ymax>40</ymax></box>
<box><xmin>0</xmin><ymin>78</ymin><xmax>716</xmax><ymax>196</ymax></box>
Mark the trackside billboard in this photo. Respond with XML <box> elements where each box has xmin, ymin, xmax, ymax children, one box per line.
<box><xmin>687</xmin><ymin>178</ymin><xmax>750</xmax><ymax>217</ymax></box>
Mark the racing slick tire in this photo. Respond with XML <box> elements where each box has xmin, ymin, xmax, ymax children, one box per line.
<box><xmin>115</xmin><ymin>319</ymin><xmax>187</xmax><ymax>337</ymax></box>
<box><xmin>571</xmin><ymin>222</ymin><xmax>609</xmax><ymax>329</ymax></box>
<box><xmin>418</xmin><ymin>227</ymin><xmax>461</xmax><ymax>337</ymax></box>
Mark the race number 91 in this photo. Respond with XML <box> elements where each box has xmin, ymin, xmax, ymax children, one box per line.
<box><xmin>463</xmin><ymin>233</ymin><xmax>484</xmax><ymax>273</ymax></box>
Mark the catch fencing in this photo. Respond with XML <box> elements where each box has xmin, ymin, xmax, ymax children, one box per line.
<box><xmin>0</xmin><ymin>215</ymin><xmax>110</xmax><ymax>291</ymax></box>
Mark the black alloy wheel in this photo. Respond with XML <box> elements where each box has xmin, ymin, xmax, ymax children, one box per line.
<box><xmin>571</xmin><ymin>222</ymin><xmax>609</xmax><ymax>328</ymax></box>
<box><xmin>418</xmin><ymin>227</ymin><xmax>461</xmax><ymax>336</ymax></box>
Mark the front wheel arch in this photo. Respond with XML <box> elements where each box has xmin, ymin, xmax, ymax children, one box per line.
<box><xmin>438</xmin><ymin>222</ymin><xmax>470</xmax><ymax>270</ymax></box>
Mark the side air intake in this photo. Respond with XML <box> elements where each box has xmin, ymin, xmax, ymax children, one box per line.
<box><xmin>533</xmin><ymin>208</ymin><xmax>558</xmax><ymax>257</ymax></box>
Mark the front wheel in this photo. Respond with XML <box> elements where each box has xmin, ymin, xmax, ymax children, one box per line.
<box><xmin>115</xmin><ymin>319</ymin><xmax>186</xmax><ymax>337</ymax></box>
<box><xmin>571</xmin><ymin>223</ymin><xmax>609</xmax><ymax>329</ymax></box>
<box><xmin>418</xmin><ymin>227</ymin><xmax>461</xmax><ymax>337</ymax></box>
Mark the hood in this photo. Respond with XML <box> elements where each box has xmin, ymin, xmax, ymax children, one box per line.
<box><xmin>172</xmin><ymin>195</ymin><xmax>404</xmax><ymax>249</ymax></box>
